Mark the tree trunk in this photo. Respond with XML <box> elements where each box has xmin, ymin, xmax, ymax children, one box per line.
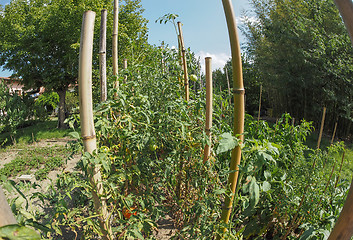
<box><xmin>57</xmin><ymin>89</ymin><xmax>67</xmax><ymax>129</ymax></box>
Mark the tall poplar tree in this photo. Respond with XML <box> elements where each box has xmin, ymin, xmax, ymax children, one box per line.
<box><xmin>242</xmin><ymin>0</ymin><xmax>353</xmax><ymax>130</ymax></box>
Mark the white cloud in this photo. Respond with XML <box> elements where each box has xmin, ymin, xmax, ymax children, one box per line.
<box><xmin>196</xmin><ymin>51</ymin><xmax>230</xmax><ymax>73</ymax></box>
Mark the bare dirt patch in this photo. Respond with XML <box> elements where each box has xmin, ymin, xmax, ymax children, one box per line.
<box><xmin>0</xmin><ymin>137</ymin><xmax>80</xmax><ymax>194</ymax></box>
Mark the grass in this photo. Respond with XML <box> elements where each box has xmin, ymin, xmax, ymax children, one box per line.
<box><xmin>0</xmin><ymin>118</ymin><xmax>73</xmax><ymax>148</ymax></box>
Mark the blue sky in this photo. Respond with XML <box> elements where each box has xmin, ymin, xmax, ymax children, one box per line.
<box><xmin>141</xmin><ymin>0</ymin><xmax>251</xmax><ymax>72</ymax></box>
<box><xmin>0</xmin><ymin>0</ymin><xmax>251</xmax><ymax>77</ymax></box>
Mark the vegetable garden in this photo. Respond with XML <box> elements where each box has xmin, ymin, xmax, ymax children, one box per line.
<box><xmin>1</xmin><ymin>0</ymin><xmax>353</xmax><ymax>239</ymax></box>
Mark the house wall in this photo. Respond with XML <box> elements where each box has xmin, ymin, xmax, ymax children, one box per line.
<box><xmin>0</xmin><ymin>77</ymin><xmax>24</xmax><ymax>96</ymax></box>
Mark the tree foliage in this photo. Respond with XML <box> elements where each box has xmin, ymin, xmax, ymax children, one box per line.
<box><xmin>242</xmin><ymin>0</ymin><xmax>353</xmax><ymax>133</ymax></box>
<box><xmin>0</xmin><ymin>0</ymin><xmax>148</xmax><ymax>128</ymax></box>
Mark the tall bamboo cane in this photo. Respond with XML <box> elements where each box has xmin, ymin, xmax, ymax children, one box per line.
<box><xmin>328</xmin><ymin>1</ymin><xmax>353</xmax><ymax>239</ymax></box>
<box><xmin>225</xmin><ymin>67</ymin><xmax>231</xmax><ymax>105</ymax></box>
<box><xmin>334</xmin><ymin>150</ymin><xmax>345</xmax><ymax>188</ymax></box>
<box><xmin>78</xmin><ymin>11</ymin><xmax>112</xmax><ymax>240</ymax></box>
<box><xmin>203</xmin><ymin>57</ymin><xmax>213</xmax><ymax>164</ymax></box>
<box><xmin>112</xmin><ymin>0</ymin><xmax>119</xmax><ymax>98</ymax></box>
<box><xmin>177</xmin><ymin>22</ymin><xmax>190</xmax><ymax>101</ymax></box>
<box><xmin>0</xmin><ymin>187</ymin><xmax>17</xmax><ymax>227</ymax></box>
<box><xmin>219</xmin><ymin>0</ymin><xmax>245</xmax><ymax>233</ymax></box>
<box><xmin>123</xmin><ymin>58</ymin><xmax>128</xmax><ymax>83</ymax></box>
<box><xmin>330</xmin><ymin>122</ymin><xmax>338</xmax><ymax>145</ymax></box>
<box><xmin>317</xmin><ymin>106</ymin><xmax>326</xmax><ymax>149</ymax></box>
<box><xmin>257</xmin><ymin>84</ymin><xmax>262</xmax><ymax>122</ymax></box>
<box><xmin>99</xmin><ymin>9</ymin><xmax>107</xmax><ymax>102</ymax></box>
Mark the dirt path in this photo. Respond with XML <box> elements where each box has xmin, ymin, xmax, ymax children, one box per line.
<box><xmin>0</xmin><ymin>137</ymin><xmax>81</xmax><ymax>204</ymax></box>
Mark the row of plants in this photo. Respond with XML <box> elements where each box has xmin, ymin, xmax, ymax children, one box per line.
<box><xmin>2</xmin><ymin>43</ymin><xmax>351</xmax><ymax>239</ymax></box>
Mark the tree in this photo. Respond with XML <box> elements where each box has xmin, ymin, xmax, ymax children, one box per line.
<box><xmin>242</xmin><ymin>0</ymin><xmax>353</xmax><ymax>132</ymax></box>
<box><xmin>212</xmin><ymin>56</ymin><xmax>265</xmax><ymax>116</ymax></box>
<box><xmin>0</xmin><ymin>0</ymin><xmax>148</xmax><ymax>128</ymax></box>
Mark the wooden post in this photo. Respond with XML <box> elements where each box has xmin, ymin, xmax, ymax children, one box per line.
<box><xmin>177</xmin><ymin>22</ymin><xmax>189</xmax><ymax>101</ymax></box>
<box><xmin>203</xmin><ymin>57</ymin><xmax>213</xmax><ymax>164</ymax></box>
<box><xmin>112</xmin><ymin>0</ymin><xmax>119</xmax><ymax>98</ymax></box>
<box><xmin>99</xmin><ymin>9</ymin><xmax>107</xmax><ymax>102</ymax></box>
<box><xmin>335</xmin><ymin>150</ymin><xmax>346</xmax><ymax>188</ymax></box>
<box><xmin>219</xmin><ymin>0</ymin><xmax>245</xmax><ymax>232</ymax></box>
<box><xmin>225</xmin><ymin>67</ymin><xmax>231</xmax><ymax>105</ymax></box>
<box><xmin>257</xmin><ymin>84</ymin><xmax>262</xmax><ymax>122</ymax></box>
<box><xmin>123</xmin><ymin>58</ymin><xmax>127</xmax><ymax>69</ymax></box>
<box><xmin>331</xmin><ymin>122</ymin><xmax>338</xmax><ymax>145</ymax></box>
<box><xmin>123</xmin><ymin>58</ymin><xmax>127</xmax><ymax>83</ymax></box>
<box><xmin>328</xmin><ymin>1</ymin><xmax>353</xmax><ymax>238</ymax></box>
<box><xmin>317</xmin><ymin>107</ymin><xmax>326</xmax><ymax>149</ymax></box>
<box><xmin>0</xmin><ymin>187</ymin><xmax>17</xmax><ymax>227</ymax></box>
<box><xmin>78</xmin><ymin>11</ymin><xmax>112</xmax><ymax>240</ymax></box>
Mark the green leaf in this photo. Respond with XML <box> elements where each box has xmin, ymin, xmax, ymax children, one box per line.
<box><xmin>299</xmin><ymin>227</ymin><xmax>315</xmax><ymax>240</ymax></box>
<box><xmin>214</xmin><ymin>189</ymin><xmax>226</xmax><ymax>195</ymax></box>
<box><xmin>249</xmin><ymin>177</ymin><xmax>260</xmax><ymax>207</ymax></box>
<box><xmin>0</xmin><ymin>225</ymin><xmax>40</xmax><ymax>240</ymax></box>
<box><xmin>262</xmin><ymin>181</ymin><xmax>271</xmax><ymax>192</ymax></box>
<box><xmin>264</xmin><ymin>171</ymin><xmax>271</xmax><ymax>180</ymax></box>
<box><xmin>216</xmin><ymin>132</ymin><xmax>238</xmax><ymax>154</ymax></box>
<box><xmin>134</xmin><ymin>229</ymin><xmax>144</xmax><ymax>239</ymax></box>
<box><xmin>68</xmin><ymin>131</ymin><xmax>80</xmax><ymax>139</ymax></box>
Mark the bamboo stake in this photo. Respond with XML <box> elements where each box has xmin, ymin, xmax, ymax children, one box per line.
<box><xmin>219</xmin><ymin>0</ymin><xmax>245</xmax><ymax>233</ymax></box>
<box><xmin>335</xmin><ymin>150</ymin><xmax>346</xmax><ymax>189</ymax></box>
<box><xmin>160</xmin><ymin>46</ymin><xmax>166</xmax><ymax>73</ymax></box>
<box><xmin>331</xmin><ymin>122</ymin><xmax>338</xmax><ymax>145</ymax></box>
<box><xmin>257</xmin><ymin>84</ymin><xmax>262</xmax><ymax>122</ymax></box>
<box><xmin>0</xmin><ymin>186</ymin><xmax>17</xmax><ymax>227</ymax></box>
<box><xmin>123</xmin><ymin>58</ymin><xmax>127</xmax><ymax>69</ymax></box>
<box><xmin>112</xmin><ymin>0</ymin><xmax>119</xmax><ymax>98</ymax></box>
<box><xmin>317</xmin><ymin>107</ymin><xmax>326</xmax><ymax>149</ymax></box>
<box><xmin>177</xmin><ymin>22</ymin><xmax>189</xmax><ymax>101</ymax></box>
<box><xmin>78</xmin><ymin>11</ymin><xmax>112</xmax><ymax>240</ymax></box>
<box><xmin>225</xmin><ymin>67</ymin><xmax>231</xmax><ymax>105</ymax></box>
<box><xmin>99</xmin><ymin>9</ymin><xmax>107</xmax><ymax>102</ymax></box>
<box><xmin>123</xmin><ymin>58</ymin><xmax>127</xmax><ymax>83</ymax></box>
<box><xmin>203</xmin><ymin>57</ymin><xmax>213</xmax><ymax>164</ymax></box>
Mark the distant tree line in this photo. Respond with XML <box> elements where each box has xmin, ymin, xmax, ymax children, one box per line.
<box><xmin>214</xmin><ymin>0</ymin><xmax>353</xmax><ymax>138</ymax></box>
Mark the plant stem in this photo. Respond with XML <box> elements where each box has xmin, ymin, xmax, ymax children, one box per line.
<box><xmin>177</xmin><ymin>22</ymin><xmax>189</xmax><ymax>101</ymax></box>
